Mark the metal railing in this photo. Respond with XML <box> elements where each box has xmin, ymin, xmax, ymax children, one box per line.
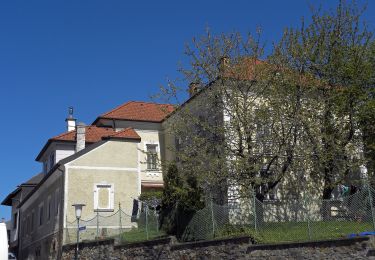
<box><xmin>181</xmin><ymin>186</ymin><xmax>375</xmax><ymax>243</ymax></box>
<box><xmin>64</xmin><ymin>204</ymin><xmax>165</xmax><ymax>244</ymax></box>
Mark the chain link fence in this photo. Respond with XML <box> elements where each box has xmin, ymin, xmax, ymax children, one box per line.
<box><xmin>64</xmin><ymin>204</ymin><xmax>165</xmax><ymax>244</ymax></box>
<box><xmin>64</xmin><ymin>186</ymin><xmax>375</xmax><ymax>245</ymax></box>
<box><xmin>181</xmin><ymin>186</ymin><xmax>375</xmax><ymax>243</ymax></box>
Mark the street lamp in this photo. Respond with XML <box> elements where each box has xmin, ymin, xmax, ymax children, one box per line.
<box><xmin>72</xmin><ymin>203</ymin><xmax>85</xmax><ymax>260</ymax></box>
<box><xmin>360</xmin><ymin>165</ymin><xmax>368</xmax><ymax>179</ymax></box>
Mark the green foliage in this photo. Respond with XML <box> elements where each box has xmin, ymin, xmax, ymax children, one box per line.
<box><xmin>160</xmin><ymin>163</ymin><xmax>204</xmax><ymax>236</ymax></box>
<box><xmin>216</xmin><ymin>224</ymin><xmax>263</xmax><ymax>243</ymax></box>
<box><xmin>214</xmin><ymin>221</ymin><xmax>371</xmax><ymax>244</ymax></box>
<box><xmin>138</xmin><ymin>190</ymin><xmax>163</xmax><ymax>203</ymax></box>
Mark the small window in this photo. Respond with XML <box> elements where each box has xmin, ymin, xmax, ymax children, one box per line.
<box><xmin>39</xmin><ymin>204</ymin><xmax>44</xmax><ymax>226</ymax></box>
<box><xmin>13</xmin><ymin>212</ymin><xmax>17</xmax><ymax>229</ymax></box>
<box><xmin>146</xmin><ymin>144</ymin><xmax>158</xmax><ymax>170</ymax></box>
<box><xmin>55</xmin><ymin>189</ymin><xmax>60</xmax><ymax>216</ymax></box>
<box><xmin>43</xmin><ymin>162</ymin><xmax>47</xmax><ymax>174</ymax></box>
<box><xmin>31</xmin><ymin>211</ymin><xmax>35</xmax><ymax>232</ymax></box>
<box><xmin>49</xmin><ymin>152</ymin><xmax>55</xmax><ymax>170</ymax></box>
<box><xmin>94</xmin><ymin>184</ymin><xmax>114</xmax><ymax>211</ymax></box>
<box><xmin>47</xmin><ymin>196</ymin><xmax>51</xmax><ymax>221</ymax></box>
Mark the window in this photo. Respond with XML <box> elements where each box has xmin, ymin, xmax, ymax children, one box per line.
<box><xmin>43</xmin><ymin>162</ymin><xmax>47</xmax><ymax>174</ymax></box>
<box><xmin>55</xmin><ymin>189</ymin><xmax>60</xmax><ymax>216</ymax></box>
<box><xmin>31</xmin><ymin>211</ymin><xmax>35</xmax><ymax>232</ymax></box>
<box><xmin>94</xmin><ymin>184</ymin><xmax>114</xmax><ymax>211</ymax></box>
<box><xmin>146</xmin><ymin>144</ymin><xmax>158</xmax><ymax>170</ymax></box>
<box><xmin>13</xmin><ymin>212</ymin><xmax>17</xmax><ymax>229</ymax></box>
<box><xmin>47</xmin><ymin>196</ymin><xmax>51</xmax><ymax>221</ymax></box>
<box><xmin>22</xmin><ymin>219</ymin><xmax>25</xmax><ymax>237</ymax></box>
<box><xmin>39</xmin><ymin>204</ymin><xmax>44</xmax><ymax>226</ymax></box>
<box><xmin>49</xmin><ymin>152</ymin><xmax>55</xmax><ymax>170</ymax></box>
<box><xmin>25</xmin><ymin>216</ymin><xmax>30</xmax><ymax>235</ymax></box>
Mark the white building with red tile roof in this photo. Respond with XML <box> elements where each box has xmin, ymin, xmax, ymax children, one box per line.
<box><xmin>2</xmin><ymin>101</ymin><xmax>174</xmax><ymax>259</ymax></box>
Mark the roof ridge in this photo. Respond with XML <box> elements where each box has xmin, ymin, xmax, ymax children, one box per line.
<box><xmin>100</xmin><ymin>101</ymin><xmax>174</xmax><ymax>118</ymax></box>
<box><xmin>127</xmin><ymin>100</ymin><xmax>174</xmax><ymax>106</ymax></box>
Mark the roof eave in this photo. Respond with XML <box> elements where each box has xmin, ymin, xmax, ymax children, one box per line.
<box><xmin>93</xmin><ymin>116</ymin><xmax>163</xmax><ymax>125</ymax></box>
<box><xmin>1</xmin><ymin>187</ymin><xmax>21</xmax><ymax>206</ymax></box>
<box><xmin>101</xmin><ymin>136</ymin><xmax>141</xmax><ymax>142</ymax></box>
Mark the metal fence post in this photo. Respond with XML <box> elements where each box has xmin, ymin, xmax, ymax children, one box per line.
<box><xmin>119</xmin><ymin>202</ymin><xmax>123</xmax><ymax>241</ymax></box>
<box><xmin>305</xmin><ymin>193</ymin><xmax>312</xmax><ymax>240</ymax></box>
<box><xmin>96</xmin><ymin>211</ymin><xmax>99</xmax><ymax>238</ymax></box>
<box><xmin>65</xmin><ymin>215</ymin><xmax>69</xmax><ymax>243</ymax></box>
<box><xmin>210</xmin><ymin>198</ymin><xmax>215</xmax><ymax>238</ymax></box>
<box><xmin>367</xmin><ymin>183</ymin><xmax>375</xmax><ymax>231</ymax></box>
<box><xmin>156</xmin><ymin>210</ymin><xmax>159</xmax><ymax>233</ymax></box>
<box><xmin>252</xmin><ymin>189</ymin><xmax>258</xmax><ymax>233</ymax></box>
<box><xmin>145</xmin><ymin>206</ymin><xmax>149</xmax><ymax>240</ymax></box>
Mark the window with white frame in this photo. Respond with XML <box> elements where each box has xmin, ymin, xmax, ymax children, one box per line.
<box><xmin>94</xmin><ymin>184</ymin><xmax>114</xmax><ymax>211</ymax></box>
<box><xmin>146</xmin><ymin>144</ymin><xmax>158</xmax><ymax>170</ymax></box>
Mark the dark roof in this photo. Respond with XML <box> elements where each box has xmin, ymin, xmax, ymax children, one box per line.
<box><xmin>23</xmin><ymin>173</ymin><xmax>44</xmax><ymax>186</ymax></box>
<box><xmin>1</xmin><ymin>173</ymin><xmax>44</xmax><ymax>206</ymax></box>
<box><xmin>1</xmin><ymin>187</ymin><xmax>21</xmax><ymax>206</ymax></box>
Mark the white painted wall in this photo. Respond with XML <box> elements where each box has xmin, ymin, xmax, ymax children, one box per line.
<box><xmin>56</xmin><ymin>149</ymin><xmax>75</xmax><ymax>164</ymax></box>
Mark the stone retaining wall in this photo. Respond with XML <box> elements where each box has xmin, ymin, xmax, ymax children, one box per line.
<box><xmin>62</xmin><ymin>236</ymin><xmax>375</xmax><ymax>259</ymax></box>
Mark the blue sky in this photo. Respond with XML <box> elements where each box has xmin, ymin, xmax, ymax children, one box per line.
<box><xmin>0</xmin><ymin>0</ymin><xmax>374</xmax><ymax>218</ymax></box>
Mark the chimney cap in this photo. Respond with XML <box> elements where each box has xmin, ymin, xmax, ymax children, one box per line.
<box><xmin>77</xmin><ymin>122</ymin><xmax>86</xmax><ymax>127</ymax></box>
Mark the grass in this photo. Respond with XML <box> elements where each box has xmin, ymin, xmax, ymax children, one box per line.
<box><xmin>117</xmin><ymin>220</ymin><xmax>372</xmax><ymax>245</ymax></box>
<box><xmin>120</xmin><ymin>227</ymin><xmax>167</xmax><ymax>243</ymax></box>
<box><xmin>216</xmin><ymin>221</ymin><xmax>373</xmax><ymax>244</ymax></box>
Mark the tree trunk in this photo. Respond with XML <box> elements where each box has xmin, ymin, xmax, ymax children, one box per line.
<box><xmin>321</xmin><ymin>179</ymin><xmax>334</xmax><ymax>220</ymax></box>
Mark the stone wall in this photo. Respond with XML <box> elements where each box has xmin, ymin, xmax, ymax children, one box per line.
<box><xmin>62</xmin><ymin>236</ymin><xmax>375</xmax><ymax>260</ymax></box>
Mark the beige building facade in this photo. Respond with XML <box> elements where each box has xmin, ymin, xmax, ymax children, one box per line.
<box><xmin>3</xmin><ymin>101</ymin><xmax>174</xmax><ymax>259</ymax></box>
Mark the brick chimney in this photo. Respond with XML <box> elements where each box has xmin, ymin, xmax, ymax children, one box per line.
<box><xmin>75</xmin><ymin>122</ymin><xmax>86</xmax><ymax>152</ymax></box>
<box><xmin>65</xmin><ymin>106</ymin><xmax>76</xmax><ymax>132</ymax></box>
<box><xmin>188</xmin><ymin>82</ymin><xmax>200</xmax><ymax>97</ymax></box>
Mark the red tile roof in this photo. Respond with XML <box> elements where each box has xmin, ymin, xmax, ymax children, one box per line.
<box><xmin>94</xmin><ymin>101</ymin><xmax>175</xmax><ymax>123</ymax></box>
<box><xmin>103</xmin><ymin>127</ymin><xmax>141</xmax><ymax>140</ymax></box>
<box><xmin>223</xmin><ymin>58</ymin><xmax>266</xmax><ymax>81</ymax></box>
<box><xmin>51</xmin><ymin>126</ymin><xmax>141</xmax><ymax>142</ymax></box>
<box><xmin>36</xmin><ymin>126</ymin><xmax>141</xmax><ymax>161</ymax></box>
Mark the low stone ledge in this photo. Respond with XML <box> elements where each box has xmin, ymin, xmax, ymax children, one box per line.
<box><xmin>115</xmin><ymin>237</ymin><xmax>171</xmax><ymax>249</ymax></box>
<box><xmin>171</xmin><ymin>236</ymin><xmax>251</xmax><ymax>250</ymax></box>
<box><xmin>247</xmin><ymin>236</ymin><xmax>369</xmax><ymax>253</ymax></box>
<box><xmin>62</xmin><ymin>238</ymin><xmax>115</xmax><ymax>251</ymax></box>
